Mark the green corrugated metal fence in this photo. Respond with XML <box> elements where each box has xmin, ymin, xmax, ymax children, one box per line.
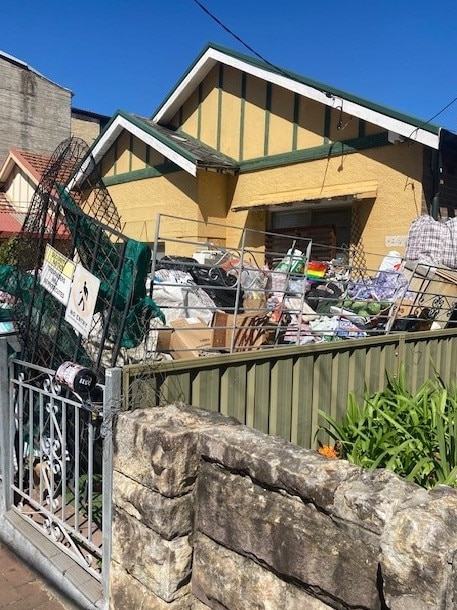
<box><xmin>123</xmin><ymin>328</ymin><xmax>457</xmax><ymax>449</ymax></box>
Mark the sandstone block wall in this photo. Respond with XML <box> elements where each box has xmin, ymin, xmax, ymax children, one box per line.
<box><xmin>111</xmin><ymin>404</ymin><xmax>457</xmax><ymax>610</ymax></box>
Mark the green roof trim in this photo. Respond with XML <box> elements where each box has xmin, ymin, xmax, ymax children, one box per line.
<box><xmin>117</xmin><ymin>110</ymin><xmax>200</xmax><ymax>163</ymax></box>
<box><xmin>239</xmin><ymin>132</ymin><xmax>389</xmax><ymax>172</ymax></box>
<box><xmin>106</xmin><ymin>110</ymin><xmax>239</xmax><ymax>171</ymax></box>
<box><xmin>103</xmin><ymin>163</ymin><xmax>180</xmax><ymax>186</ymax></box>
<box><xmin>152</xmin><ymin>42</ymin><xmax>441</xmax><ymax>136</ymax></box>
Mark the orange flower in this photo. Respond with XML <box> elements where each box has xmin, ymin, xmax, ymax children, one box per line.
<box><xmin>317</xmin><ymin>444</ymin><xmax>338</xmax><ymax>459</ymax></box>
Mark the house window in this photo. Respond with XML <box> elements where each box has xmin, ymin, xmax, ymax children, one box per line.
<box><xmin>267</xmin><ymin>205</ymin><xmax>352</xmax><ymax>261</ymax></box>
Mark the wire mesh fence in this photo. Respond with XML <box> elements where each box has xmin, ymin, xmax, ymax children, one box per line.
<box><xmin>0</xmin><ymin>137</ymin><xmax>164</xmax><ymax>392</ymax></box>
<box><xmin>143</xmin><ymin>213</ymin><xmax>457</xmax><ymax>364</ymax></box>
<box><xmin>1</xmin><ymin>138</ymin><xmax>457</xmax><ymax>390</ymax></box>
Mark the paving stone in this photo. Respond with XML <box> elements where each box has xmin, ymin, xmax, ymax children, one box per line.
<box><xmin>0</xmin><ymin>541</ymin><xmax>77</xmax><ymax>609</ymax></box>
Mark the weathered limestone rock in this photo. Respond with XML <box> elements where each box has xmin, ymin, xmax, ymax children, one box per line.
<box><xmin>114</xmin><ymin>403</ymin><xmax>240</xmax><ymax>497</ymax></box>
<box><xmin>381</xmin><ymin>485</ymin><xmax>457</xmax><ymax>609</ymax></box>
<box><xmin>193</xmin><ymin>532</ymin><xmax>332</xmax><ymax>610</ymax></box>
<box><xmin>109</xmin><ymin>561</ymin><xmax>198</xmax><ymax>610</ymax></box>
<box><xmin>112</xmin><ymin>505</ymin><xmax>192</xmax><ymax>602</ymax></box>
<box><xmin>196</xmin><ymin>461</ymin><xmax>382</xmax><ymax>609</ymax></box>
<box><xmin>113</xmin><ymin>470</ymin><xmax>193</xmax><ymax>539</ymax></box>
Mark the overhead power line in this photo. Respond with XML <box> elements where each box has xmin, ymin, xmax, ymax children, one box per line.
<box><xmin>191</xmin><ymin>0</ymin><xmax>284</xmax><ymax>74</ymax></box>
<box><xmin>192</xmin><ymin>0</ymin><xmax>457</xmax><ymax>135</ymax></box>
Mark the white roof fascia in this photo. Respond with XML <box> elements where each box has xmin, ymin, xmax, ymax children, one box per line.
<box><xmin>152</xmin><ymin>52</ymin><xmax>218</xmax><ymax>124</ymax></box>
<box><xmin>153</xmin><ymin>47</ymin><xmax>439</xmax><ymax>150</ymax></box>
<box><xmin>70</xmin><ymin>115</ymin><xmax>197</xmax><ymax>188</ymax></box>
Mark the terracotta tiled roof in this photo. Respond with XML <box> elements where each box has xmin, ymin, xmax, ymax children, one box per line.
<box><xmin>13</xmin><ymin>149</ymin><xmax>52</xmax><ymax>182</ymax></box>
<box><xmin>0</xmin><ymin>193</ymin><xmax>25</xmax><ymax>236</ymax></box>
<box><xmin>0</xmin><ymin>151</ymin><xmax>73</xmax><ymax>239</ymax></box>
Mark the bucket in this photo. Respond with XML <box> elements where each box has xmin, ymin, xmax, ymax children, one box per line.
<box><xmin>55</xmin><ymin>361</ymin><xmax>97</xmax><ymax>395</ymax></box>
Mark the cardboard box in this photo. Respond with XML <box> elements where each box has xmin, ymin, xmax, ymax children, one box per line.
<box><xmin>211</xmin><ymin>310</ymin><xmax>275</xmax><ymax>350</ymax></box>
<box><xmin>242</xmin><ymin>297</ymin><xmax>268</xmax><ymax>313</ymax></box>
<box><xmin>158</xmin><ymin>318</ymin><xmax>213</xmax><ymax>359</ymax></box>
<box><xmin>156</xmin><ymin>326</ymin><xmax>173</xmax><ymax>352</ymax></box>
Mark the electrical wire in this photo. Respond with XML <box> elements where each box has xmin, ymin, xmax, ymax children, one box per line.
<box><xmin>191</xmin><ymin>0</ymin><xmax>286</xmax><ymax>76</ymax></box>
<box><xmin>408</xmin><ymin>94</ymin><xmax>457</xmax><ymax>138</ymax></box>
<box><xmin>192</xmin><ymin>0</ymin><xmax>457</xmax><ymax>137</ymax></box>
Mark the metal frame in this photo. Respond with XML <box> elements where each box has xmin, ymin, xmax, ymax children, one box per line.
<box><xmin>0</xmin><ymin>336</ymin><xmax>118</xmax><ymax>602</ymax></box>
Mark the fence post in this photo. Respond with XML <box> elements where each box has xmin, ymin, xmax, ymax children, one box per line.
<box><xmin>394</xmin><ymin>333</ymin><xmax>406</xmax><ymax>379</ymax></box>
<box><xmin>0</xmin><ymin>337</ymin><xmax>13</xmax><ymax>511</ymax></box>
<box><xmin>102</xmin><ymin>367</ymin><xmax>122</xmax><ymax>608</ymax></box>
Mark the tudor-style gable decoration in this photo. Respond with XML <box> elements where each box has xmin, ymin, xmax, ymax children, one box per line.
<box><xmin>88</xmin><ymin>43</ymin><xmax>457</xmax><ymax>267</ymax></box>
<box><xmin>153</xmin><ymin>43</ymin><xmax>439</xmax><ymax>152</ymax></box>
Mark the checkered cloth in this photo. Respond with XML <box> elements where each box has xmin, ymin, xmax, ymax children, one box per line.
<box><xmin>405</xmin><ymin>215</ymin><xmax>457</xmax><ymax>268</ymax></box>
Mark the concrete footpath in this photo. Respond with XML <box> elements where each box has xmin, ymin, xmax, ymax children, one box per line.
<box><xmin>0</xmin><ymin>540</ymin><xmax>81</xmax><ymax>609</ymax></box>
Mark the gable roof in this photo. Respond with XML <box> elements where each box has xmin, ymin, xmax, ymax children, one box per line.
<box><xmin>85</xmin><ymin>42</ymin><xmax>449</xmax><ymax>184</ymax></box>
<box><xmin>152</xmin><ymin>42</ymin><xmax>441</xmax><ymax>150</ymax></box>
<box><xmin>0</xmin><ymin>148</ymin><xmax>51</xmax><ymax>185</ymax></box>
<box><xmin>84</xmin><ymin>110</ymin><xmax>239</xmax><ymax>180</ymax></box>
<box><xmin>0</xmin><ymin>149</ymin><xmax>72</xmax><ymax>239</ymax></box>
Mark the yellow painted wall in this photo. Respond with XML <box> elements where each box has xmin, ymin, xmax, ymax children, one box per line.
<box><xmin>116</xmin><ymin>131</ymin><xmax>131</xmax><ymax>174</ymax></box>
<box><xmin>172</xmin><ymin>67</ymin><xmax>386</xmax><ymax>163</ymax></box>
<box><xmin>98</xmin><ymin>58</ymin><xmax>428</xmax><ymax>271</ymax></box>
<box><xmin>180</xmin><ymin>89</ymin><xmax>200</xmax><ymax>138</ymax></box>
<box><xmin>225</xmin><ymin>140</ymin><xmax>424</xmax><ymax>268</ymax></box>
<box><xmin>243</xmin><ymin>75</ymin><xmax>267</xmax><ymax>159</ymax></box>
<box><xmin>131</xmin><ymin>136</ymin><xmax>147</xmax><ymax>171</ymax></box>
<box><xmin>100</xmin><ymin>123</ymin><xmax>424</xmax><ymax>269</ymax></box>
<box><xmin>199</xmin><ymin>66</ymin><xmax>219</xmax><ymax>149</ymax></box>
<box><xmin>328</xmin><ymin>107</ymin><xmax>359</xmax><ymax>142</ymax></box>
<box><xmin>296</xmin><ymin>98</ymin><xmax>325</xmax><ymax>149</ymax></box>
<box><xmin>102</xmin><ymin>138</ymin><xmax>166</xmax><ymax>178</ymax></box>
<box><xmin>269</xmin><ymin>87</ymin><xmax>295</xmax><ymax>155</ymax></box>
<box><xmin>101</xmin><ymin>144</ymin><xmax>116</xmax><ymax>177</ymax></box>
<box><xmin>219</xmin><ymin>66</ymin><xmax>242</xmax><ymax>159</ymax></box>
<box><xmin>106</xmin><ymin>171</ymin><xmax>201</xmax><ymax>257</ymax></box>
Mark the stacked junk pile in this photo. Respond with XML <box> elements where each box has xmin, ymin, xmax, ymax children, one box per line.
<box><xmin>1</xmin><ymin>133</ymin><xmax>457</xmax><ymax>374</ymax></box>
<box><xmin>147</xmin><ymin>213</ymin><xmax>457</xmax><ymax>361</ymax></box>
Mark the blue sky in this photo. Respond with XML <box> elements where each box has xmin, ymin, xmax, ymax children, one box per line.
<box><xmin>3</xmin><ymin>0</ymin><xmax>457</xmax><ymax>131</ymax></box>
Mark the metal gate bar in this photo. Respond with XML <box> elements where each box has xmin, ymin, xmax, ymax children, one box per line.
<box><xmin>0</xmin><ymin>345</ymin><xmax>114</xmax><ymax>585</ymax></box>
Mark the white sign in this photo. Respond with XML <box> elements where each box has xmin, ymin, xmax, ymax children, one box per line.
<box><xmin>40</xmin><ymin>244</ymin><xmax>76</xmax><ymax>305</ymax></box>
<box><xmin>65</xmin><ymin>264</ymin><xmax>100</xmax><ymax>338</ymax></box>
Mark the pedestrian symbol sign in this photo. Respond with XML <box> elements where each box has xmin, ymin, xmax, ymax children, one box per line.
<box><xmin>65</xmin><ymin>264</ymin><xmax>100</xmax><ymax>337</ymax></box>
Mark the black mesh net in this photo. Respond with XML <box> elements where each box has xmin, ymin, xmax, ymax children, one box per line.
<box><xmin>2</xmin><ymin>137</ymin><xmax>164</xmax><ymax>382</ymax></box>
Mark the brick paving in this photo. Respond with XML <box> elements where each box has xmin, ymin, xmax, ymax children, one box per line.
<box><xmin>0</xmin><ymin>540</ymin><xmax>80</xmax><ymax>609</ymax></box>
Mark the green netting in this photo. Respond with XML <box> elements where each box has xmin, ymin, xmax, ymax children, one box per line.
<box><xmin>1</xmin><ymin>138</ymin><xmax>165</xmax><ymax>376</ymax></box>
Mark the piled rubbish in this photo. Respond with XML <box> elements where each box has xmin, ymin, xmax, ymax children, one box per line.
<box><xmin>148</xmin><ymin>218</ymin><xmax>457</xmax><ymax>360</ymax></box>
<box><xmin>3</xmin><ymin>212</ymin><xmax>455</xmax><ymax>365</ymax></box>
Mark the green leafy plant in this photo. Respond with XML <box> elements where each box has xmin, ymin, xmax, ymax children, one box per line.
<box><xmin>318</xmin><ymin>365</ymin><xmax>457</xmax><ymax>489</ymax></box>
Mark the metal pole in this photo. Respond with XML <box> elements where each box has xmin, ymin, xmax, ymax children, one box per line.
<box><xmin>0</xmin><ymin>337</ymin><xmax>12</xmax><ymax>510</ymax></box>
<box><xmin>101</xmin><ymin>367</ymin><xmax>121</xmax><ymax>608</ymax></box>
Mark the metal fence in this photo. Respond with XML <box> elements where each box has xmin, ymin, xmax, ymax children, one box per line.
<box><xmin>143</xmin><ymin>214</ymin><xmax>457</xmax><ymax>366</ymax></box>
<box><xmin>0</xmin><ymin>338</ymin><xmax>118</xmax><ymax>592</ymax></box>
<box><xmin>123</xmin><ymin>326</ymin><xmax>457</xmax><ymax>449</ymax></box>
